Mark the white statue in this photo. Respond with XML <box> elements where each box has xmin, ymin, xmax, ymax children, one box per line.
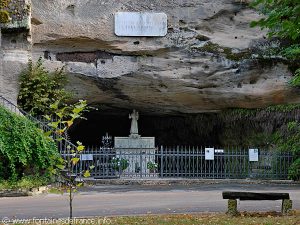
<box><xmin>129</xmin><ymin>110</ymin><xmax>140</xmax><ymax>138</ymax></box>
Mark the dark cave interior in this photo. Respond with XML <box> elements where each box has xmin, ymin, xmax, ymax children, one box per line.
<box><xmin>68</xmin><ymin>109</ymin><xmax>222</xmax><ymax>147</ymax></box>
<box><xmin>68</xmin><ymin>107</ymin><xmax>299</xmax><ymax>148</ymax></box>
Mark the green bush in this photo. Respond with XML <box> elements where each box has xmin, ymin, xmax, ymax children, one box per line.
<box><xmin>288</xmin><ymin>158</ymin><xmax>300</xmax><ymax>181</ymax></box>
<box><xmin>0</xmin><ymin>106</ymin><xmax>59</xmax><ymax>180</ymax></box>
<box><xmin>147</xmin><ymin>161</ymin><xmax>158</xmax><ymax>172</ymax></box>
<box><xmin>272</xmin><ymin>121</ymin><xmax>300</xmax><ymax>180</ymax></box>
<box><xmin>18</xmin><ymin>58</ymin><xmax>71</xmax><ymax>116</ymax></box>
<box><xmin>111</xmin><ymin>157</ymin><xmax>129</xmax><ymax>171</ymax></box>
<box><xmin>0</xmin><ymin>175</ymin><xmax>52</xmax><ymax>190</ymax></box>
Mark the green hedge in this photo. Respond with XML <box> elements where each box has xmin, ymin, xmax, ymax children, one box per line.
<box><xmin>0</xmin><ymin>106</ymin><xmax>58</xmax><ymax>180</ymax></box>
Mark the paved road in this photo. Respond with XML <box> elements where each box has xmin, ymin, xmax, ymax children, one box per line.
<box><xmin>0</xmin><ymin>183</ymin><xmax>299</xmax><ymax>219</ymax></box>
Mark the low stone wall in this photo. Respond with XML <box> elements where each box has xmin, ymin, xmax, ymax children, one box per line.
<box><xmin>0</xmin><ymin>186</ymin><xmax>48</xmax><ymax>197</ymax></box>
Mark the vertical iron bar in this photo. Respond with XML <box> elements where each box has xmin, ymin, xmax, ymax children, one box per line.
<box><xmin>175</xmin><ymin>146</ymin><xmax>178</xmax><ymax>177</ymax></box>
<box><xmin>200</xmin><ymin>146</ymin><xmax>203</xmax><ymax>178</ymax></box>
<box><xmin>196</xmin><ymin>146</ymin><xmax>199</xmax><ymax>178</ymax></box>
<box><xmin>192</xmin><ymin>146</ymin><xmax>195</xmax><ymax>178</ymax></box>
<box><xmin>184</xmin><ymin>146</ymin><xmax>187</xmax><ymax>177</ymax></box>
<box><xmin>140</xmin><ymin>151</ymin><xmax>143</xmax><ymax>178</ymax></box>
<box><xmin>160</xmin><ymin>146</ymin><xmax>163</xmax><ymax>177</ymax></box>
<box><xmin>188</xmin><ymin>146</ymin><xmax>191</xmax><ymax>178</ymax></box>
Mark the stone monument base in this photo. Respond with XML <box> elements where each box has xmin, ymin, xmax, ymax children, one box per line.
<box><xmin>114</xmin><ymin>136</ymin><xmax>156</xmax><ymax>177</ymax></box>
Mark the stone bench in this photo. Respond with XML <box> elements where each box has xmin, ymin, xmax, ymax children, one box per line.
<box><xmin>222</xmin><ymin>191</ymin><xmax>292</xmax><ymax>215</ymax></box>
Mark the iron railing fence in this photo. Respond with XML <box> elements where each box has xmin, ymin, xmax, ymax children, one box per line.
<box><xmin>74</xmin><ymin>146</ymin><xmax>293</xmax><ymax>180</ymax></box>
<box><xmin>0</xmin><ymin>96</ymin><xmax>294</xmax><ymax>180</ymax></box>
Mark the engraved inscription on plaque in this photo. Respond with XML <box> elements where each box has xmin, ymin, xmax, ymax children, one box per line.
<box><xmin>115</xmin><ymin>12</ymin><xmax>167</xmax><ymax>37</ymax></box>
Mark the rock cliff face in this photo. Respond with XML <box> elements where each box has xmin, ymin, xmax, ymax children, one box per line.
<box><xmin>0</xmin><ymin>0</ymin><xmax>31</xmax><ymax>104</ymax></box>
<box><xmin>2</xmin><ymin>0</ymin><xmax>299</xmax><ymax>114</ymax></box>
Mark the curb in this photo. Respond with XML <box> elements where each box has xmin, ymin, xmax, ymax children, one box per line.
<box><xmin>85</xmin><ymin>178</ymin><xmax>300</xmax><ymax>186</ymax></box>
<box><xmin>1</xmin><ymin>180</ymin><xmax>299</xmax><ymax>197</ymax></box>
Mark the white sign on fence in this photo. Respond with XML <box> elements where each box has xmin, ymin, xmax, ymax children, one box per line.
<box><xmin>205</xmin><ymin>148</ymin><xmax>214</xmax><ymax>160</ymax></box>
<box><xmin>80</xmin><ymin>154</ymin><xmax>93</xmax><ymax>161</ymax></box>
<box><xmin>249</xmin><ymin>149</ymin><xmax>259</xmax><ymax>162</ymax></box>
<box><xmin>215</xmin><ymin>149</ymin><xmax>224</xmax><ymax>153</ymax></box>
<box><xmin>115</xmin><ymin>12</ymin><xmax>168</xmax><ymax>36</ymax></box>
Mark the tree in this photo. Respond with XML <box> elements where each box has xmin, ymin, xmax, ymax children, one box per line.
<box><xmin>45</xmin><ymin>100</ymin><xmax>92</xmax><ymax>223</ymax></box>
<box><xmin>18</xmin><ymin>58</ymin><xmax>71</xmax><ymax>116</ymax></box>
<box><xmin>251</xmin><ymin>0</ymin><xmax>300</xmax><ymax>180</ymax></box>
<box><xmin>251</xmin><ymin>0</ymin><xmax>300</xmax><ymax>85</ymax></box>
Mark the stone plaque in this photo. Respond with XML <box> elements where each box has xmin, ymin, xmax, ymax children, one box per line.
<box><xmin>115</xmin><ymin>12</ymin><xmax>167</xmax><ymax>37</ymax></box>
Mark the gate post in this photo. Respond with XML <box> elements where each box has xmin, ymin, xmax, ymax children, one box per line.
<box><xmin>140</xmin><ymin>151</ymin><xmax>143</xmax><ymax>178</ymax></box>
<box><xmin>160</xmin><ymin>146</ymin><xmax>164</xmax><ymax>177</ymax></box>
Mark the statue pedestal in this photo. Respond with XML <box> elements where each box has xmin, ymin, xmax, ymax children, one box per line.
<box><xmin>114</xmin><ymin>136</ymin><xmax>157</xmax><ymax>178</ymax></box>
<box><xmin>115</xmin><ymin>137</ymin><xmax>154</xmax><ymax>149</ymax></box>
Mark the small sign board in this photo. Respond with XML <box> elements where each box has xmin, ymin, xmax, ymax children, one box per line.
<box><xmin>249</xmin><ymin>149</ymin><xmax>259</xmax><ymax>162</ymax></box>
<box><xmin>205</xmin><ymin>148</ymin><xmax>214</xmax><ymax>160</ymax></box>
<box><xmin>215</xmin><ymin>149</ymin><xmax>224</xmax><ymax>153</ymax></box>
<box><xmin>115</xmin><ymin>12</ymin><xmax>168</xmax><ymax>37</ymax></box>
<box><xmin>80</xmin><ymin>154</ymin><xmax>93</xmax><ymax>161</ymax></box>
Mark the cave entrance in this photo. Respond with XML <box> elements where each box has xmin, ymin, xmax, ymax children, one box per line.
<box><xmin>66</xmin><ymin>108</ymin><xmax>294</xmax><ymax>180</ymax></box>
<box><xmin>68</xmin><ymin>109</ymin><xmax>222</xmax><ymax>147</ymax></box>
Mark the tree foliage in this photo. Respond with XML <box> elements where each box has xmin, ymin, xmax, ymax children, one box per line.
<box><xmin>251</xmin><ymin>1</ymin><xmax>300</xmax><ymax>180</ymax></box>
<box><xmin>251</xmin><ymin>0</ymin><xmax>300</xmax><ymax>84</ymax></box>
<box><xmin>0</xmin><ymin>106</ymin><xmax>58</xmax><ymax>180</ymax></box>
<box><xmin>272</xmin><ymin>121</ymin><xmax>300</xmax><ymax>180</ymax></box>
<box><xmin>45</xmin><ymin>100</ymin><xmax>91</xmax><ymax>179</ymax></box>
<box><xmin>18</xmin><ymin>58</ymin><xmax>71</xmax><ymax>116</ymax></box>
<box><xmin>44</xmin><ymin>100</ymin><xmax>92</xmax><ymax>220</ymax></box>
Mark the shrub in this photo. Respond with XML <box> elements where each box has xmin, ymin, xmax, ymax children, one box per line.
<box><xmin>111</xmin><ymin>157</ymin><xmax>129</xmax><ymax>171</ymax></box>
<box><xmin>18</xmin><ymin>58</ymin><xmax>71</xmax><ymax>116</ymax></box>
<box><xmin>0</xmin><ymin>106</ymin><xmax>59</xmax><ymax>180</ymax></box>
<box><xmin>147</xmin><ymin>161</ymin><xmax>158</xmax><ymax>172</ymax></box>
<box><xmin>288</xmin><ymin>158</ymin><xmax>300</xmax><ymax>181</ymax></box>
<box><xmin>272</xmin><ymin>121</ymin><xmax>300</xmax><ymax>180</ymax></box>
<box><xmin>0</xmin><ymin>175</ymin><xmax>52</xmax><ymax>190</ymax></box>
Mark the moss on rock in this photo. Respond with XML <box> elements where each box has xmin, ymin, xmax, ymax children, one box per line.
<box><xmin>282</xmin><ymin>199</ymin><xmax>293</xmax><ymax>214</ymax></box>
<box><xmin>227</xmin><ymin>199</ymin><xmax>239</xmax><ymax>216</ymax></box>
<box><xmin>192</xmin><ymin>41</ymin><xmax>252</xmax><ymax>61</ymax></box>
<box><xmin>0</xmin><ymin>9</ymin><xmax>10</xmax><ymax>23</ymax></box>
<box><xmin>0</xmin><ymin>0</ymin><xmax>10</xmax><ymax>9</ymax></box>
<box><xmin>0</xmin><ymin>0</ymin><xmax>30</xmax><ymax>25</ymax></box>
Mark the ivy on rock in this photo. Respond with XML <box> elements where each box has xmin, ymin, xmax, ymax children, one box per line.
<box><xmin>0</xmin><ymin>106</ymin><xmax>58</xmax><ymax>180</ymax></box>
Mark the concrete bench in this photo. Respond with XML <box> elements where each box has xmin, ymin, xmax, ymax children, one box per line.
<box><xmin>222</xmin><ymin>191</ymin><xmax>292</xmax><ymax>215</ymax></box>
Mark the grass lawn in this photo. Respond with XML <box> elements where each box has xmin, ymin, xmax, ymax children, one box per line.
<box><xmin>109</xmin><ymin>212</ymin><xmax>299</xmax><ymax>225</ymax></box>
<box><xmin>7</xmin><ymin>211</ymin><xmax>300</xmax><ymax>225</ymax></box>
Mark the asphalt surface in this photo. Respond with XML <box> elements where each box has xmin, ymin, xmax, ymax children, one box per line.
<box><xmin>0</xmin><ymin>183</ymin><xmax>299</xmax><ymax>220</ymax></box>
